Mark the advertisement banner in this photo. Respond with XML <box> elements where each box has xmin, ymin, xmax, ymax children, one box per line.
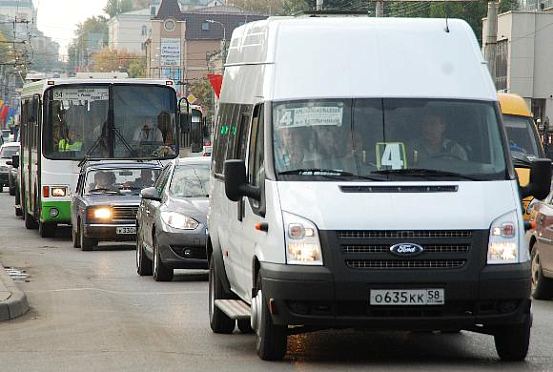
<box><xmin>161</xmin><ymin>38</ymin><xmax>181</xmax><ymax>67</ymax></box>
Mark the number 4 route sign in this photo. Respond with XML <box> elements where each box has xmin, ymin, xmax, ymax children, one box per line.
<box><xmin>376</xmin><ymin>142</ymin><xmax>407</xmax><ymax>170</ymax></box>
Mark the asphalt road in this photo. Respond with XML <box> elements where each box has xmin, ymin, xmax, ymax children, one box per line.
<box><xmin>0</xmin><ymin>190</ymin><xmax>552</xmax><ymax>371</ymax></box>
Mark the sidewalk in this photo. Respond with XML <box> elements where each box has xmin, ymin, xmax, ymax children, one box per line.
<box><xmin>0</xmin><ymin>262</ymin><xmax>29</xmax><ymax>321</ymax></box>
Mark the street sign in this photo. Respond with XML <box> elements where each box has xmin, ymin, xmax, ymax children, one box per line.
<box><xmin>187</xmin><ymin>94</ymin><xmax>197</xmax><ymax>104</ymax></box>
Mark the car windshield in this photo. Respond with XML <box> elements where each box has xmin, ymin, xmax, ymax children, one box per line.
<box><xmin>43</xmin><ymin>84</ymin><xmax>177</xmax><ymax>160</ymax></box>
<box><xmin>1</xmin><ymin>146</ymin><xmax>18</xmax><ymax>158</ymax></box>
<box><xmin>85</xmin><ymin>168</ymin><xmax>161</xmax><ymax>195</ymax></box>
<box><xmin>503</xmin><ymin>114</ymin><xmax>541</xmax><ymax>158</ymax></box>
<box><xmin>272</xmin><ymin>98</ymin><xmax>507</xmax><ymax>181</ymax></box>
<box><xmin>169</xmin><ymin>164</ymin><xmax>211</xmax><ymax>198</ymax></box>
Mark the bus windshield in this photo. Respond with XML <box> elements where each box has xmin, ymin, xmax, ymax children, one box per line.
<box><xmin>43</xmin><ymin>84</ymin><xmax>177</xmax><ymax>159</ymax></box>
<box><xmin>272</xmin><ymin>98</ymin><xmax>507</xmax><ymax>181</ymax></box>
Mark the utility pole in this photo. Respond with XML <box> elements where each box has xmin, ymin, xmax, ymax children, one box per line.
<box><xmin>484</xmin><ymin>0</ymin><xmax>498</xmax><ymax>85</ymax></box>
<box><xmin>375</xmin><ymin>0</ymin><xmax>384</xmax><ymax>16</ymax></box>
<box><xmin>316</xmin><ymin>0</ymin><xmax>323</xmax><ymax>11</ymax></box>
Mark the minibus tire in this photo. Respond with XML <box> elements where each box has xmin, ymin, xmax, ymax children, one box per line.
<box><xmin>531</xmin><ymin>246</ymin><xmax>553</xmax><ymax>300</ymax></box>
<box><xmin>255</xmin><ymin>274</ymin><xmax>287</xmax><ymax>361</ymax></box>
<box><xmin>493</xmin><ymin>315</ymin><xmax>531</xmax><ymax>361</ymax></box>
<box><xmin>209</xmin><ymin>255</ymin><xmax>235</xmax><ymax>334</ymax></box>
<box><xmin>238</xmin><ymin>319</ymin><xmax>254</xmax><ymax>334</ymax></box>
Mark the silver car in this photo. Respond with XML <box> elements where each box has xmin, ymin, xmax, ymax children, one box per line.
<box><xmin>136</xmin><ymin>157</ymin><xmax>210</xmax><ymax>281</ymax></box>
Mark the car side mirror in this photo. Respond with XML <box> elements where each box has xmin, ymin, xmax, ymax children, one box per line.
<box><xmin>11</xmin><ymin>154</ymin><xmax>19</xmax><ymax>169</ymax></box>
<box><xmin>140</xmin><ymin>186</ymin><xmax>161</xmax><ymax>202</ymax></box>
<box><xmin>520</xmin><ymin>158</ymin><xmax>552</xmax><ymax>200</ymax></box>
<box><xmin>224</xmin><ymin>160</ymin><xmax>260</xmax><ymax>202</ymax></box>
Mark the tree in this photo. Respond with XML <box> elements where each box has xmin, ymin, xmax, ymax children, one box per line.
<box><xmin>90</xmin><ymin>47</ymin><xmax>146</xmax><ymax>76</ymax></box>
<box><xmin>127</xmin><ymin>56</ymin><xmax>146</xmax><ymax>77</ymax></box>
<box><xmin>66</xmin><ymin>16</ymin><xmax>109</xmax><ymax>74</ymax></box>
<box><xmin>104</xmin><ymin>0</ymin><xmax>134</xmax><ymax>18</ymax></box>
<box><xmin>188</xmin><ymin>79</ymin><xmax>214</xmax><ymax>122</ymax></box>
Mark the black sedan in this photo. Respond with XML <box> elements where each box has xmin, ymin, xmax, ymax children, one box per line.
<box><xmin>136</xmin><ymin>157</ymin><xmax>210</xmax><ymax>281</ymax></box>
<box><xmin>71</xmin><ymin>162</ymin><xmax>162</xmax><ymax>251</ymax></box>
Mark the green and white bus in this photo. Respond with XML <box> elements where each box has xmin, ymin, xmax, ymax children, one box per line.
<box><xmin>18</xmin><ymin>78</ymin><xmax>179</xmax><ymax>237</ymax></box>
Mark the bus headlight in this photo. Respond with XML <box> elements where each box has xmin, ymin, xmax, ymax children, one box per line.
<box><xmin>283</xmin><ymin>211</ymin><xmax>323</xmax><ymax>265</ymax></box>
<box><xmin>487</xmin><ymin>210</ymin><xmax>519</xmax><ymax>264</ymax></box>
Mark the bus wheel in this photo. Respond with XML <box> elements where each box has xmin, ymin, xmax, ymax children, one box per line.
<box><xmin>39</xmin><ymin>221</ymin><xmax>56</xmax><ymax>238</ymax></box>
<box><xmin>24</xmin><ymin>211</ymin><xmax>38</xmax><ymax>230</ymax></box>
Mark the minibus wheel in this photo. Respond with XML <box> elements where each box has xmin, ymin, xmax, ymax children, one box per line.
<box><xmin>209</xmin><ymin>255</ymin><xmax>235</xmax><ymax>333</ymax></box>
<box><xmin>493</xmin><ymin>314</ymin><xmax>531</xmax><ymax>361</ymax></box>
<box><xmin>255</xmin><ymin>274</ymin><xmax>287</xmax><ymax>361</ymax></box>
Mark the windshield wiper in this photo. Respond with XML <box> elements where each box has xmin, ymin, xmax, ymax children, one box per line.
<box><xmin>372</xmin><ymin>168</ymin><xmax>480</xmax><ymax>181</ymax></box>
<box><xmin>278</xmin><ymin>168</ymin><xmax>384</xmax><ymax>181</ymax></box>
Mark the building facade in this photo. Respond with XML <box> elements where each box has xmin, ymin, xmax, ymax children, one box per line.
<box><xmin>483</xmin><ymin>10</ymin><xmax>553</xmax><ymax>122</ymax></box>
<box><xmin>108</xmin><ymin>9</ymin><xmax>152</xmax><ymax>54</ymax></box>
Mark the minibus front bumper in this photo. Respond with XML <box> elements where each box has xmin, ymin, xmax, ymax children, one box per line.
<box><xmin>259</xmin><ymin>261</ymin><xmax>531</xmax><ymax>331</ymax></box>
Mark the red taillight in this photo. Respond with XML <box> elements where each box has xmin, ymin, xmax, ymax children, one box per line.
<box><xmin>43</xmin><ymin>186</ymin><xmax>49</xmax><ymax>198</ymax></box>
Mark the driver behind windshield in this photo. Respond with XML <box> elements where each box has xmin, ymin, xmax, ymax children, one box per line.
<box><xmin>410</xmin><ymin>114</ymin><xmax>467</xmax><ymax>164</ymax></box>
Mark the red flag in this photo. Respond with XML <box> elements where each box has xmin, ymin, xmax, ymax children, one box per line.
<box><xmin>207</xmin><ymin>73</ymin><xmax>223</xmax><ymax>99</ymax></box>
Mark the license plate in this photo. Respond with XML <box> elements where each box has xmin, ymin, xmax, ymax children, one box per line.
<box><xmin>370</xmin><ymin>289</ymin><xmax>444</xmax><ymax>306</ymax></box>
<box><xmin>116</xmin><ymin>226</ymin><xmax>136</xmax><ymax>235</ymax></box>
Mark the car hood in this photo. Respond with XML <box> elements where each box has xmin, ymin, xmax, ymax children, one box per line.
<box><xmin>84</xmin><ymin>194</ymin><xmax>141</xmax><ymax>206</ymax></box>
<box><xmin>166</xmin><ymin>196</ymin><xmax>209</xmax><ymax>225</ymax></box>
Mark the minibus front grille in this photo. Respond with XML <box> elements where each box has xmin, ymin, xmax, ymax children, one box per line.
<box><xmin>338</xmin><ymin>230</ymin><xmax>472</xmax><ymax>239</ymax></box>
<box><xmin>345</xmin><ymin>259</ymin><xmax>466</xmax><ymax>269</ymax></box>
<box><xmin>342</xmin><ymin>244</ymin><xmax>470</xmax><ymax>254</ymax></box>
<box><xmin>112</xmin><ymin>206</ymin><xmax>139</xmax><ymax>221</ymax></box>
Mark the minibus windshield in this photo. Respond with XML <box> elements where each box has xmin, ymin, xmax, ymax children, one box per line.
<box><xmin>272</xmin><ymin>98</ymin><xmax>507</xmax><ymax>181</ymax></box>
<box><xmin>503</xmin><ymin>114</ymin><xmax>541</xmax><ymax>159</ymax></box>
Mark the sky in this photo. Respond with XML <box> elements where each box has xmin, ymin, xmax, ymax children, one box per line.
<box><xmin>33</xmin><ymin>0</ymin><xmax>107</xmax><ymax>58</ymax></box>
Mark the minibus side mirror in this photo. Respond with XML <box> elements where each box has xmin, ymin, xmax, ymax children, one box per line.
<box><xmin>224</xmin><ymin>160</ymin><xmax>260</xmax><ymax>202</ymax></box>
<box><xmin>11</xmin><ymin>154</ymin><xmax>19</xmax><ymax>169</ymax></box>
<box><xmin>140</xmin><ymin>186</ymin><xmax>161</xmax><ymax>202</ymax></box>
<box><xmin>520</xmin><ymin>158</ymin><xmax>552</xmax><ymax>200</ymax></box>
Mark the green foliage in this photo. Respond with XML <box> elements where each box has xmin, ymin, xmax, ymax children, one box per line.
<box><xmin>127</xmin><ymin>56</ymin><xmax>146</xmax><ymax>77</ymax></box>
<box><xmin>104</xmin><ymin>0</ymin><xmax>134</xmax><ymax>18</ymax></box>
<box><xmin>189</xmin><ymin>79</ymin><xmax>214</xmax><ymax>121</ymax></box>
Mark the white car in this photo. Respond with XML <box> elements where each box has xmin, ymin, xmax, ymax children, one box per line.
<box><xmin>0</xmin><ymin>141</ymin><xmax>19</xmax><ymax>192</ymax></box>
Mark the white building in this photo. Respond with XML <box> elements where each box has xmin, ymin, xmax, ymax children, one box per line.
<box><xmin>483</xmin><ymin>10</ymin><xmax>553</xmax><ymax>122</ymax></box>
<box><xmin>108</xmin><ymin>9</ymin><xmax>152</xmax><ymax>54</ymax></box>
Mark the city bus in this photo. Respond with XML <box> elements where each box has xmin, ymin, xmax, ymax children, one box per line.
<box><xmin>180</xmin><ymin>103</ymin><xmax>208</xmax><ymax>153</ymax></box>
<box><xmin>18</xmin><ymin>78</ymin><xmax>179</xmax><ymax>237</ymax></box>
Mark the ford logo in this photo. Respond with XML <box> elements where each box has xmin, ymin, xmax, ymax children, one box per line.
<box><xmin>390</xmin><ymin>243</ymin><xmax>424</xmax><ymax>257</ymax></box>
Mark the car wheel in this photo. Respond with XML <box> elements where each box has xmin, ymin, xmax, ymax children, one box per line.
<box><xmin>15</xmin><ymin>206</ymin><xmax>22</xmax><ymax>217</ymax></box>
<box><xmin>0</xmin><ymin>185</ymin><xmax>3</xmax><ymax>193</ymax></box>
<box><xmin>39</xmin><ymin>221</ymin><xmax>56</xmax><ymax>238</ymax></box>
<box><xmin>136</xmin><ymin>226</ymin><xmax>152</xmax><ymax>276</ymax></box>
<box><xmin>80</xmin><ymin>220</ymin><xmax>97</xmax><ymax>251</ymax></box>
<box><xmin>531</xmin><ymin>245</ymin><xmax>553</xmax><ymax>300</ymax></box>
<box><xmin>72</xmin><ymin>221</ymin><xmax>81</xmax><ymax>248</ymax></box>
<box><xmin>208</xmin><ymin>254</ymin><xmax>235</xmax><ymax>334</ymax></box>
<box><xmin>254</xmin><ymin>274</ymin><xmax>287</xmax><ymax>360</ymax></box>
<box><xmin>494</xmin><ymin>313</ymin><xmax>531</xmax><ymax>361</ymax></box>
<box><xmin>152</xmin><ymin>236</ymin><xmax>173</xmax><ymax>281</ymax></box>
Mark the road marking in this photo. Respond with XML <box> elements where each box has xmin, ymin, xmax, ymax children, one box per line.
<box><xmin>25</xmin><ymin>288</ymin><xmax>206</xmax><ymax>296</ymax></box>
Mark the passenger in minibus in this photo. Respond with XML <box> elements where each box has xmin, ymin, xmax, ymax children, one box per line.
<box><xmin>275</xmin><ymin>126</ymin><xmax>304</xmax><ymax>171</ymax></box>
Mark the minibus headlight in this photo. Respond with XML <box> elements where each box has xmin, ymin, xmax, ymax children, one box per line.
<box><xmin>51</xmin><ymin>186</ymin><xmax>67</xmax><ymax>197</ymax></box>
<box><xmin>283</xmin><ymin>212</ymin><xmax>323</xmax><ymax>265</ymax></box>
<box><xmin>161</xmin><ymin>211</ymin><xmax>199</xmax><ymax>230</ymax></box>
<box><xmin>487</xmin><ymin>210</ymin><xmax>520</xmax><ymax>264</ymax></box>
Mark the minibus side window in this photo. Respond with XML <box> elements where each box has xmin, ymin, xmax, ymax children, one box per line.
<box><xmin>213</xmin><ymin>104</ymin><xmax>230</xmax><ymax>175</ymax></box>
<box><xmin>248</xmin><ymin>105</ymin><xmax>264</xmax><ymax>188</ymax></box>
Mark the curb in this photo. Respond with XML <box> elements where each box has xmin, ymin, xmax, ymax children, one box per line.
<box><xmin>0</xmin><ymin>263</ymin><xmax>29</xmax><ymax>321</ymax></box>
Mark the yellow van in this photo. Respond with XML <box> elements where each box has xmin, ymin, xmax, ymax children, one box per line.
<box><xmin>498</xmin><ymin>93</ymin><xmax>545</xmax><ymax>219</ymax></box>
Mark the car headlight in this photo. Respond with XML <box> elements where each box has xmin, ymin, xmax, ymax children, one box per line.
<box><xmin>93</xmin><ymin>207</ymin><xmax>112</xmax><ymax>219</ymax></box>
<box><xmin>161</xmin><ymin>212</ymin><xmax>199</xmax><ymax>230</ymax></box>
<box><xmin>487</xmin><ymin>210</ymin><xmax>520</xmax><ymax>264</ymax></box>
<box><xmin>282</xmin><ymin>211</ymin><xmax>323</xmax><ymax>265</ymax></box>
